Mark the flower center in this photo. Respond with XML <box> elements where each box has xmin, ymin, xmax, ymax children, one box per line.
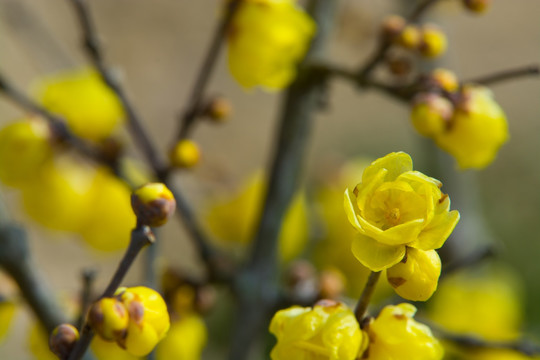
<box><xmin>386</xmin><ymin>207</ymin><xmax>401</xmax><ymax>227</ymax></box>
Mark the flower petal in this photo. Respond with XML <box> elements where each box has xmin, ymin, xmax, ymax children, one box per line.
<box><xmin>343</xmin><ymin>188</ymin><xmax>362</xmax><ymax>232</ymax></box>
<box><xmin>362</xmin><ymin>152</ymin><xmax>413</xmax><ymax>184</ymax></box>
<box><xmin>357</xmin><ymin>216</ymin><xmax>424</xmax><ymax>246</ymax></box>
<box><xmin>410</xmin><ymin>210</ymin><xmax>460</xmax><ymax>250</ymax></box>
<box><xmin>351</xmin><ymin>233</ymin><xmax>406</xmax><ymax>271</ymax></box>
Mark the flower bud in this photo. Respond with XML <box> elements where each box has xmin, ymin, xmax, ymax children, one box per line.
<box><xmin>410</xmin><ymin>93</ymin><xmax>454</xmax><ymax>137</ymax></box>
<box><xmin>419</xmin><ymin>25</ymin><xmax>448</xmax><ymax>58</ymax></box>
<box><xmin>169</xmin><ymin>139</ymin><xmax>201</xmax><ymax>169</ymax></box>
<box><xmin>463</xmin><ymin>0</ymin><xmax>491</xmax><ymax>13</ymax></box>
<box><xmin>386</xmin><ymin>248</ymin><xmax>441</xmax><ymax>301</ymax></box>
<box><xmin>380</xmin><ymin>15</ymin><xmax>406</xmax><ymax>39</ymax></box>
<box><xmin>204</xmin><ymin>96</ymin><xmax>232</xmax><ymax>123</ymax></box>
<box><xmin>88</xmin><ymin>297</ymin><xmax>129</xmax><ymax>341</ymax></box>
<box><xmin>396</xmin><ymin>25</ymin><xmax>421</xmax><ymax>49</ymax></box>
<box><xmin>319</xmin><ymin>267</ymin><xmax>346</xmax><ymax>299</ymax></box>
<box><xmin>49</xmin><ymin>324</ymin><xmax>80</xmax><ymax>359</ymax></box>
<box><xmin>429</xmin><ymin>68</ymin><xmax>459</xmax><ymax>92</ymax></box>
<box><xmin>131</xmin><ymin>183</ymin><xmax>176</xmax><ymax>227</ymax></box>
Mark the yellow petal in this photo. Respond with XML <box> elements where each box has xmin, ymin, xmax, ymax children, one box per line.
<box><xmin>410</xmin><ymin>210</ymin><xmax>460</xmax><ymax>250</ymax></box>
<box><xmin>351</xmin><ymin>233</ymin><xmax>406</xmax><ymax>271</ymax></box>
<box><xmin>362</xmin><ymin>152</ymin><xmax>412</xmax><ymax>184</ymax></box>
<box><xmin>343</xmin><ymin>188</ymin><xmax>362</xmax><ymax>231</ymax></box>
<box><xmin>357</xmin><ymin>215</ymin><xmax>424</xmax><ymax>246</ymax></box>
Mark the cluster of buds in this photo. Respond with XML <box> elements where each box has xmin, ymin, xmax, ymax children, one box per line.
<box><xmin>381</xmin><ymin>15</ymin><xmax>448</xmax><ymax>59</ymax></box>
<box><xmin>88</xmin><ymin>286</ymin><xmax>170</xmax><ymax>357</ymax></box>
<box><xmin>411</xmin><ymin>69</ymin><xmax>509</xmax><ymax>169</ymax></box>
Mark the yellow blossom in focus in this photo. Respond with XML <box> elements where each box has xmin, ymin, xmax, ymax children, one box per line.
<box><xmin>156</xmin><ymin>315</ymin><xmax>207</xmax><ymax>360</ymax></box>
<box><xmin>344</xmin><ymin>152</ymin><xmax>459</xmax><ymax>271</ymax></box>
<box><xmin>435</xmin><ymin>85</ymin><xmax>508</xmax><ymax>169</ymax></box>
<box><xmin>91</xmin><ymin>336</ymin><xmax>142</xmax><ymax>360</ymax></box>
<box><xmin>0</xmin><ymin>299</ymin><xmax>16</xmax><ymax>343</ymax></box>
<box><xmin>269</xmin><ymin>300</ymin><xmax>365</xmax><ymax>360</ymax></box>
<box><xmin>386</xmin><ymin>247</ymin><xmax>441</xmax><ymax>301</ymax></box>
<box><xmin>365</xmin><ymin>303</ymin><xmax>443</xmax><ymax>360</ymax></box>
<box><xmin>119</xmin><ymin>286</ymin><xmax>170</xmax><ymax>357</ymax></box>
<box><xmin>227</xmin><ymin>0</ymin><xmax>316</xmax><ymax>90</ymax></box>
<box><xmin>33</xmin><ymin>68</ymin><xmax>125</xmax><ymax>141</ymax></box>
<box><xmin>0</xmin><ymin>118</ymin><xmax>52</xmax><ymax>188</ymax></box>
<box><xmin>205</xmin><ymin>172</ymin><xmax>308</xmax><ymax>262</ymax></box>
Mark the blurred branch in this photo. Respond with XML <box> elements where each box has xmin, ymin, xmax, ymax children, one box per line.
<box><xmin>463</xmin><ymin>64</ymin><xmax>540</xmax><ymax>86</ymax></box>
<box><xmin>75</xmin><ymin>268</ymin><xmax>97</xmax><ymax>330</ymax></box>
<box><xmin>354</xmin><ymin>271</ymin><xmax>381</xmax><ymax>322</ymax></box>
<box><xmin>67</xmin><ymin>225</ymin><xmax>155</xmax><ymax>360</ymax></box>
<box><xmin>440</xmin><ymin>244</ymin><xmax>495</xmax><ymax>279</ymax></box>
<box><xmin>177</xmin><ymin>0</ymin><xmax>241</xmax><ymax>140</ymax></box>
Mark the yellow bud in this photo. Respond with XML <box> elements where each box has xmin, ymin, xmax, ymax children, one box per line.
<box><xmin>119</xmin><ymin>287</ymin><xmax>170</xmax><ymax>357</ymax></box>
<box><xmin>0</xmin><ymin>118</ymin><xmax>52</xmax><ymax>188</ymax></box>
<box><xmin>419</xmin><ymin>25</ymin><xmax>448</xmax><ymax>58</ymax></box>
<box><xmin>366</xmin><ymin>303</ymin><xmax>443</xmax><ymax>360</ymax></box>
<box><xmin>49</xmin><ymin>324</ymin><xmax>80</xmax><ymax>359</ymax></box>
<box><xmin>169</xmin><ymin>140</ymin><xmax>201</xmax><ymax>169</ymax></box>
<box><xmin>89</xmin><ymin>297</ymin><xmax>129</xmax><ymax>341</ymax></box>
<box><xmin>387</xmin><ymin>248</ymin><xmax>441</xmax><ymax>301</ymax></box>
<box><xmin>269</xmin><ymin>300</ymin><xmax>364</xmax><ymax>360</ymax></box>
<box><xmin>429</xmin><ymin>68</ymin><xmax>459</xmax><ymax>92</ymax></box>
<box><xmin>396</xmin><ymin>25</ymin><xmax>422</xmax><ymax>49</ymax></box>
<box><xmin>410</xmin><ymin>93</ymin><xmax>453</xmax><ymax>137</ymax></box>
<box><xmin>131</xmin><ymin>183</ymin><xmax>176</xmax><ymax>227</ymax></box>
<box><xmin>205</xmin><ymin>96</ymin><xmax>232</xmax><ymax>122</ymax></box>
<box><xmin>463</xmin><ymin>0</ymin><xmax>491</xmax><ymax>13</ymax></box>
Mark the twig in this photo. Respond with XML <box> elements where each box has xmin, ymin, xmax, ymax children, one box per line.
<box><xmin>75</xmin><ymin>269</ymin><xmax>97</xmax><ymax>330</ymax></box>
<box><xmin>463</xmin><ymin>64</ymin><xmax>540</xmax><ymax>86</ymax></box>
<box><xmin>177</xmin><ymin>0</ymin><xmax>241</xmax><ymax>140</ymax></box>
<box><xmin>354</xmin><ymin>271</ymin><xmax>381</xmax><ymax>322</ymax></box>
<box><xmin>67</xmin><ymin>225</ymin><xmax>155</xmax><ymax>360</ymax></box>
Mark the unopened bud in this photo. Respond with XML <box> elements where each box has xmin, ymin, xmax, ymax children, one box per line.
<box><xmin>131</xmin><ymin>183</ymin><xmax>176</xmax><ymax>227</ymax></box>
<box><xmin>429</xmin><ymin>68</ymin><xmax>459</xmax><ymax>92</ymax></box>
<box><xmin>318</xmin><ymin>268</ymin><xmax>346</xmax><ymax>299</ymax></box>
<box><xmin>204</xmin><ymin>96</ymin><xmax>232</xmax><ymax>123</ymax></box>
<box><xmin>386</xmin><ymin>248</ymin><xmax>441</xmax><ymax>301</ymax></box>
<box><xmin>419</xmin><ymin>25</ymin><xmax>448</xmax><ymax>58</ymax></box>
<box><xmin>49</xmin><ymin>324</ymin><xmax>79</xmax><ymax>359</ymax></box>
<box><xmin>463</xmin><ymin>0</ymin><xmax>491</xmax><ymax>13</ymax></box>
<box><xmin>411</xmin><ymin>93</ymin><xmax>454</xmax><ymax>137</ymax></box>
<box><xmin>88</xmin><ymin>297</ymin><xmax>129</xmax><ymax>341</ymax></box>
<box><xmin>169</xmin><ymin>139</ymin><xmax>201</xmax><ymax>169</ymax></box>
<box><xmin>381</xmin><ymin>15</ymin><xmax>406</xmax><ymax>39</ymax></box>
<box><xmin>396</xmin><ymin>25</ymin><xmax>421</xmax><ymax>49</ymax></box>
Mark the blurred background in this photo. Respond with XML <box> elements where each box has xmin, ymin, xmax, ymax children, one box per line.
<box><xmin>0</xmin><ymin>0</ymin><xmax>538</xmax><ymax>358</ymax></box>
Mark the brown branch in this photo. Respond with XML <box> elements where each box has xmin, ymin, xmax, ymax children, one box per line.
<box><xmin>67</xmin><ymin>226</ymin><xmax>155</xmax><ymax>360</ymax></box>
<box><xmin>75</xmin><ymin>268</ymin><xmax>97</xmax><ymax>330</ymax></box>
<box><xmin>354</xmin><ymin>271</ymin><xmax>381</xmax><ymax>322</ymax></box>
<box><xmin>463</xmin><ymin>64</ymin><xmax>540</xmax><ymax>86</ymax></box>
<box><xmin>177</xmin><ymin>0</ymin><xmax>241</xmax><ymax>140</ymax></box>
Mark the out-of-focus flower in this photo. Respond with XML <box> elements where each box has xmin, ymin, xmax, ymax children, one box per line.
<box><xmin>428</xmin><ymin>68</ymin><xmax>459</xmax><ymax>93</ymax></box>
<box><xmin>386</xmin><ymin>247</ymin><xmax>441</xmax><ymax>301</ymax></box>
<box><xmin>205</xmin><ymin>172</ymin><xmax>308</xmax><ymax>262</ymax></box>
<box><xmin>33</xmin><ymin>68</ymin><xmax>125</xmax><ymax>141</ymax></box>
<box><xmin>365</xmin><ymin>303</ymin><xmax>443</xmax><ymax>360</ymax></box>
<box><xmin>118</xmin><ymin>286</ymin><xmax>170</xmax><ymax>357</ymax></box>
<box><xmin>28</xmin><ymin>323</ymin><xmax>57</xmax><ymax>360</ymax></box>
<box><xmin>269</xmin><ymin>300</ymin><xmax>366</xmax><ymax>360</ymax></box>
<box><xmin>227</xmin><ymin>0</ymin><xmax>316</xmax><ymax>90</ymax></box>
<box><xmin>0</xmin><ymin>298</ymin><xmax>16</xmax><ymax>343</ymax></box>
<box><xmin>91</xmin><ymin>336</ymin><xmax>142</xmax><ymax>360</ymax></box>
<box><xmin>434</xmin><ymin>85</ymin><xmax>508</xmax><ymax>169</ymax></box>
<box><xmin>0</xmin><ymin>118</ymin><xmax>52</xmax><ymax>188</ymax></box>
<box><xmin>156</xmin><ymin>315</ymin><xmax>207</xmax><ymax>360</ymax></box>
<box><xmin>131</xmin><ymin>183</ymin><xmax>176</xmax><ymax>227</ymax></box>
<box><xmin>411</xmin><ymin>93</ymin><xmax>454</xmax><ymax>137</ymax></box>
<box><xmin>419</xmin><ymin>25</ymin><xmax>447</xmax><ymax>58</ymax></box>
<box><xmin>169</xmin><ymin>139</ymin><xmax>201</xmax><ymax>169</ymax></box>
<box><xmin>344</xmin><ymin>152</ymin><xmax>459</xmax><ymax>271</ymax></box>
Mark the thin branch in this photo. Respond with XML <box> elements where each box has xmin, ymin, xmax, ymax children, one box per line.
<box><xmin>67</xmin><ymin>225</ymin><xmax>155</xmax><ymax>360</ymax></box>
<box><xmin>463</xmin><ymin>64</ymin><xmax>540</xmax><ymax>86</ymax></box>
<box><xmin>75</xmin><ymin>268</ymin><xmax>97</xmax><ymax>330</ymax></box>
<box><xmin>354</xmin><ymin>271</ymin><xmax>381</xmax><ymax>322</ymax></box>
<box><xmin>177</xmin><ymin>0</ymin><xmax>241</xmax><ymax>140</ymax></box>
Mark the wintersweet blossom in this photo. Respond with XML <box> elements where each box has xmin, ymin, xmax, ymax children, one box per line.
<box><xmin>344</xmin><ymin>152</ymin><xmax>459</xmax><ymax>271</ymax></box>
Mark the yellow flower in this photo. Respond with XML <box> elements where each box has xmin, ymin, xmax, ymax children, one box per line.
<box><xmin>434</xmin><ymin>85</ymin><xmax>508</xmax><ymax>169</ymax></box>
<box><xmin>0</xmin><ymin>118</ymin><xmax>52</xmax><ymax>188</ymax></box>
<box><xmin>205</xmin><ymin>172</ymin><xmax>308</xmax><ymax>262</ymax></box>
<box><xmin>156</xmin><ymin>315</ymin><xmax>207</xmax><ymax>360</ymax></box>
<box><xmin>118</xmin><ymin>286</ymin><xmax>170</xmax><ymax>357</ymax></box>
<box><xmin>227</xmin><ymin>0</ymin><xmax>316</xmax><ymax>90</ymax></box>
<box><xmin>344</xmin><ymin>152</ymin><xmax>459</xmax><ymax>271</ymax></box>
<box><xmin>386</xmin><ymin>247</ymin><xmax>441</xmax><ymax>301</ymax></box>
<box><xmin>269</xmin><ymin>300</ymin><xmax>365</xmax><ymax>360</ymax></box>
<box><xmin>0</xmin><ymin>298</ymin><xmax>16</xmax><ymax>343</ymax></box>
<box><xmin>91</xmin><ymin>336</ymin><xmax>142</xmax><ymax>360</ymax></box>
<box><xmin>365</xmin><ymin>303</ymin><xmax>443</xmax><ymax>360</ymax></box>
<box><xmin>33</xmin><ymin>68</ymin><xmax>125</xmax><ymax>141</ymax></box>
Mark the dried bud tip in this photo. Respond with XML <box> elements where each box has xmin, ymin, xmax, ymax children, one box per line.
<box><xmin>131</xmin><ymin>183</ymin><xmax>176</xmax><ymax>227</ymax></box>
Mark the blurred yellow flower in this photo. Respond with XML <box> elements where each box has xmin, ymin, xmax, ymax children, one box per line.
<box><xmin>205</xmin><ymin>172</ymin><xmax>308</xmax><ymax>262</ymax></box>
<box><xmin>156</xmin><ymin>315</ymin><xmax>207</xmax><ymax>360</ymax></box>
<box><xmin>33</xmin><ymin>68</ymin><xmax>125</xmax><ymax>141</ymax></box>
<box><xmin>0</xmin><ymin>118</ymin><xmax>52</xmax><ymax>188</ymax></box>
<box><xmin>435</xmin><ymin>85</ymin><xmax>508</xmax><ymax>169</ymax></box>
<box><xmin>344</xmin><ymin>152</ymin><xmax>459</xmax><ymax>271</ymax></box>
<box><xmin>227</xmin><ymin>0</ymin><xmax>316</xmax><ymax>90</ymax></box>
<box><xmin>91</xmin><ymin>336</ymin><xmax>142</xmax><ymax>360</ymax></box>
<box><xmin>269</xmin><ymin>300</ymin><xmax>365</xmax><ymax>360</ymax></box>
<box><xmin>0</xmin><ymin>298</ymin><xmax>16</xmax><ymax>343</ymax></box>
<box><xmin>28</xmin><ymin>323</ymin><xmax>57</xmax><ymax>360</ymax></box>
<box><xmin>365</xmin><ymin>303</ymin><xmax>443</xmax><ymax>360</ymax></box>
